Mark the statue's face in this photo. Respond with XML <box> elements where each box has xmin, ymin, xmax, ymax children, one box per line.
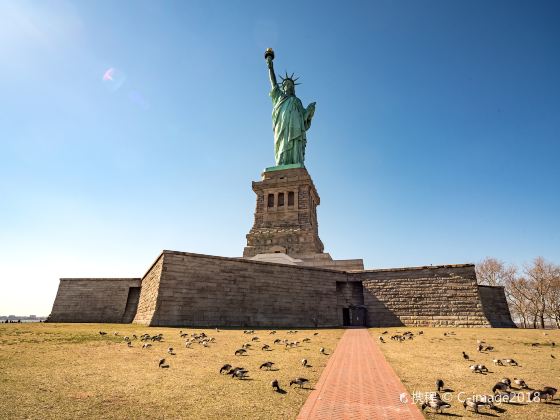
<box><xmin>283</xmin><ymin>81</ymin><xmax>295</xmax><ymax>95</ymax></box>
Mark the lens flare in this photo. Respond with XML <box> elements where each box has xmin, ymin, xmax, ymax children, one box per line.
<box><xmin>102</xmin><ymin>67</ymin><xmax>126</xmax><ymax>91</ymax></box>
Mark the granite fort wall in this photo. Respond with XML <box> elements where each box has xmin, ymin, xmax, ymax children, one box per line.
<box><xmin>133</xmin><ymin>250</ymin><xmax>346</xmax><ymax>327</ymax></box>
<box><xmin>49</xmin><ymin>278</ymin><xmax>141</xmax><ymax>323</ymax></box>
<box><xmin>352</xmin><ymin>265</ymin><xmax>492</xmax><ymax>327</ymax></box>
<box><xmin>478</xmin><ymin>285</ymin><xmax>517</xmax><ymax>328</ymax></box>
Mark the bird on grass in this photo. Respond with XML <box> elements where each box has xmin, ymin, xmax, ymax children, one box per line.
<box><xmin>262</xmin><ymin>344</ymin><xmax>270</xmax><ymax>351</ymax></box>
<box><xmin>158</xmin><ymin>358</ymin><xmax>169</xmax><ymax>368</ymax></box>
<box><xmin>271</xmin><ymin>379</ymin><xmax>281</xmax><ymax>392</ymax></box>
<box><xmin>379</xmin><ymin>336</ymin><xmax>385</xmax><ymax>343</ymax></box>
<box><xmin>99</xmin><ymin>331</ymin><xmax>107</xmax><ymax>336</ymax></box>
<box><xmin>260</xmin><ymin>361</ymin><xmax>275</xmax><ymax>370</ymax></box>
<box><xmin>319</xmin><ymin>347</ymin><xmax>327</xmax><ymax>355</ymax></box>
<box><xmin>436</xmin><ymin>379</ymin><xmax>444</xmax><ymax>392</ymax></box>
<box><xmin>219</xmin><ymin>364</ymin><xmax>232</xmax><ymax>374</ymax></box>
<box><xmin>142</xmin><ymin>343</ymin><xmax>152</xmax><ymax>349</ymax></box>
<box><xmin>542</xmin><ymin>386</ymin><xmax>557</xmax><ymax>400</ymax></box>
<box><xmin>167</xmin><ymin>347</ymin><xmax>175</xmax><ymax>355</ymax></box>
<box><xmin>235</xmin><ymin>348</ymin><xmax>247</xmax><ymax>356</ymax></box>
<box><xmin>228</xmin><ymin>367</ymin><xmax>248</xmax><ymax>379</ymax></box>
<box><xmin>127</xmin><ymin>341</ymin><xmax>132</xmax><ymax>348</ymax></box>
<box><xmin>477</xmin><ymin>343</ymin><xmax>483</xmax><ymax>352</ymax></box>
<box><xmin>492</xmin><ymin>382</ymin><xmax>509</xmax><ymax>394</ymax></box>
<box><xmin>421</xmin><ymin>398</ymin><xmax>451</xmax><ymax>413</ymax></box>
<box><xmin>503</xmin><ymin>358</ymin><xmax>518</xmax><ymax>366</ymax></box>
<box><xmin>513</xmin><ymin>378</ymin><xmax>528</xmax><ymax>389</ymax></box>
<box><xmin>290</xmin><ymin>377</ymin><xmax>309</xmax><ymax>388</ymax></box>
<box><xmin>492</xmin><ymin>358</ymin><xmax>504</xmax><ymax>366</ymax></box>
<box><xmin>269</xmin><ymin>331</ymin><xmax>276</xmax><ymax>335</ymax></box>
<box><xmin>301</xmin><ymin>359</ymin><xmax>309</xmax><ymax>367</ymax></box>
<box><xmin>313</xmin><ymin>332</ymin><xmax>319</xmax><ymax>336</ymax></box>
<box><xmin>470</xmin><ymin>364</ymin><xmax>488</xmax><ymax>374</ymax></box>
<box><xmin>462</xmin><ymin>351</ymin><xmax>469</xmax><ymax>360</ymax></box>
<box><xmin>463</xmin><ymin>398</ymin><xmax>488</xmax><ymax>414</ymax></box>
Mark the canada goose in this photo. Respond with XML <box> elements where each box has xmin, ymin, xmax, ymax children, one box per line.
<box><xmin>269</xmin><ymin>331</ymin><xmax>276</xmax><ymax>335</ymax></box>
<box><xmin>303</xmin><ymin>338</ymin><xmax>311</xmax><ymax>343</ymax></box>
<box><xmin>436</xmin><ymin>379</ymin><xmax>444</xmax><ymax>392</ymax></box>
<box><xmin>99</xmin><ymin>331</ymin><xmax>107</xmax><ymax>336</ymax></box>
<box><xmin>492</xmin><ymin>358</ymin><xmax>503</xmax><ymax>366</ymax></box>
<box><xmin>492</xmin><ymin>382</ymin><xmax>509</xmax><ymax>394</ymax></box>
<box><xmin>542</xmin><ymin>386</ymin><xmax>557</xmax><ymax>400</ymax></box>
<box><xmin>477</xmin><ymin>343</ymin><xmax>483</xmax><ymax>352</ymax></box>
<box><xmin>229</xmin><ymin>368</ymin><xmax>248</xmax><ymax>379</ymax></box>
<box><xmin>301</xmin><ymin>359</ymin><xmax>308</xmax><ymax>367</ymax></box>
<box><xmin>260</xmin><ymin>361</ymin><xmax>275</xmax><ymax>370</ymax></box>
<box><xmin>158</xmin><ymin>358</ymin><xmax>169</xmax><ymax>368</ymax></box>
<box><xmin>235</xmin><ymin>348</ymin><xmax>247</xmax><ymax>356</ymax></box>
<box><xmin>484</xmin><ymin>345</ymin><xmax>494</xmax><ymax>351</ymax></box>
<box><xmin>252</xmin><ymin>337</ymin><xmax>260</xmax><ymax>342</ymax></box>
<box><xmin>463</xmin><ymin>398</ymin><xmax>486</xmax><ymax>413</ymax></box>
<box><xmin>127</xmin><ymin>341</ymin><xmax>132</xmax><ymax>348</ymax></box>
<box><xmin>500</xmin><ymin>378</ymin><xmax>511</xmax><ymax>387</ymax></box>
<box><xmin>132</xmin><ymin>334</ymin><xmax>137</xmax><ymax>340</ymax></box>
<box><xmin>142</xmin><ymin>343</ymin><xmax>152</xmax><ymax>349</ymax></box>
<box><xmin>123</xmin><ymin>336</ymin><xmax>130</xmax><ymax>342</ymax></box>
<box><xmin>319</xmin><ymin>347</ymin><xmax>326</xmax><ymax>355</ymax></box>
<box><xmin>271</xmin><ymin>379</ymin><xmax>280</xmax><ymax>391</ymax></box>
<box><xmin>470</xmin><ymin>364</ymin><xmax>487</xmax><ymax>374</ymax></box>
<box><xmin>478</xmin><ymin>395</ymin><xmax>496</xmax><ymax>409</ymax></box>
<box><xmin>418</xmin><ymin>331</ymin><xmax>424</xmax><ymax>335</ymax></box>
<box><xmin>273</xmin><ymin>339</ymin><xmax>281</xmax><ymax>344</ymax></box>
<box><xmin>220</xmin><ymin>364</ymin><xmax>232</xmax><ymax>374</ymax></box>
<box><xmin>421</xmin><ymin>399</ymin><xmax>451</xmax><ymax>413</ymax></box>
<box><xmin>379</xmin><ymin>337</ymin><xmax>385</xmax><ymax>343</ymax></box>
<box><xmin>114</xmin><ymin>332</ymin><xmax>119</xmax><ymax>336</ymax></box>
<box><xmin>513</xmin><ymin>378</ymin><xmax>528</xmax><ymax>389</ymax></box>
<box><xmin>242</xmin><ymin>343</ymin><xmax>252</xmax><ymax>349</ymax></box>
<box><xmin>462</xmin><ymin>351</ymin><xmax>469</xmax><ymax>360</ymax></box>
<box><xmin>167</xmin><ymin>347</ymin><xmax>175</xmax><ymax>355</ymax></box>
<box><xmin>185</xmin><ymin>341</ymin><xmax>192</xmax><ymax>348</ymax></box>
<box><xmin>503</xmin><ymin>358</ymin><xmax>518</xmax><ymax>366</ymax></box>
<box><xmin>262</xmin><ymin>344</ymin><xmax>270</xmax><ymax>351</ymax></box>
<box><xmin>552</xmin><ymin>354</ymin><xmax>556</xmax><ymax>359</ymax></box>
<box><xmin>290</xmin><ymin>377</ymin><xmax>309</xmax><ymax>388</ymax></box>
<box><xmin>313</xmin><ymin>332</ymin><xmax>319</xmax><ymax>336</ymax></box>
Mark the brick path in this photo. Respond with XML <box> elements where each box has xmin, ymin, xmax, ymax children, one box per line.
<box><xmin>297</xmin><ymin>329</ymin><xmax>424</xmax><ymax>420</ymax></box>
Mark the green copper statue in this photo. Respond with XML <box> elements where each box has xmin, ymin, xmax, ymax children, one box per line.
<box><xmin>265</xmin><ymin>48</ymin><xmax>316</xmax><ymax>166</ymax></box>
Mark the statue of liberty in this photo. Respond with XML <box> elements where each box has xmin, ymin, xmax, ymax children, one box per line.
<box><xmin>265</xmin><ymin>49</ymin><xmax>316</xmax><ymax>166</ymax></box>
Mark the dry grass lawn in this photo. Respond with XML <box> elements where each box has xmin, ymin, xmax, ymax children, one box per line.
<box><xmin>0</xmin><ymin>323</ymin><xmax>343</xmax><ymax>419</ymax></box>
<box><xmin>372</xmin><ymin>327</ymin><xmax>560</xmax><ymax>419</ymax></box>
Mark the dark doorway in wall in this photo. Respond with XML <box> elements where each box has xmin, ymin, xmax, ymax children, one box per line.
<box><xmin>342</xmin><ymin>307</ymin><xmax>350</xmax><ymax>326</ymax></box>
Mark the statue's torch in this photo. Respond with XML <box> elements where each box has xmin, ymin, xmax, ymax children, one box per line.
<box><xmin>264</xmin><ymin>48</ymin><xmax>275</xmax><ymax>64</ymax></box>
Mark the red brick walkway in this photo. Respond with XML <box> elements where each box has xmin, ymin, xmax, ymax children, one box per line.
<box><xmin>297</xmin><ymin>329</ymin><xmax>424</xmax><ymax>420</ymax></box>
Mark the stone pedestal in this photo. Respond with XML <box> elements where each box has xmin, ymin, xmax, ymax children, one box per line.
<box><xmin>243</xmin><ymin>167</ymin><xmax>324</xmax><ymax>258</ymax></box>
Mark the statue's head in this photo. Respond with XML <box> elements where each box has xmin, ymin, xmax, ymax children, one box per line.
<box><xmin>280</xmin><ymin>72</ymin><xmax>300</xmax><ymax>96</ymax></box>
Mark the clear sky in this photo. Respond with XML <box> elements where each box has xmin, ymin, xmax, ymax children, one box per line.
<box><xmin>1</xmin><ymin>0</ymin><xmax>559</xmax><ymax>316</ymax></box>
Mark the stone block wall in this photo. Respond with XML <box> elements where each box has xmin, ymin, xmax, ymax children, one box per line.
<box><xmin>478</xmin><ymin>285</ymin><xmax>517</xmax><ymax>328</ymax></box>
<box><xmin>353</xmin><ymin>265</ymin><xmax>492</xmax><ymax>327</ymax></box>
<box><xmin>49</xmin><ymin>278</ymin><xmax>141</xmax><ymax>323</ymax></box>
<box><xmin>133</xmin><ymin>250</ymin><xmax>345</xmax><ymax>327</ymax></box>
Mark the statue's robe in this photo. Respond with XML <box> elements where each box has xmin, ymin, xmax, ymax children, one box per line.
<box><xmin>270</xmin><ymin>85</ymin><xmax>314</xmax><ymax>166</ymax></box>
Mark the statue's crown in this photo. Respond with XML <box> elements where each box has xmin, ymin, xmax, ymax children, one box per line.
<box><xmin>279</xmin><ymin>72</ymin><xmax>301</xmax><ymax>86</ymax></box>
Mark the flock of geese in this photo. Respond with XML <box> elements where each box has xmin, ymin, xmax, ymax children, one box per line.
<box><xmin>378</xmin><ymin>330</ymin><xmax>558</xmax><ymax>415</ymax></box>
<box><xmin>99</xmin><ymin>328</ymin><xmax>327</xmax><ymax>393</ymax></box>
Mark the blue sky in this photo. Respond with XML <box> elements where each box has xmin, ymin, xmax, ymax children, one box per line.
<box><xmin>1</xmin><ymin>0</ymin><xmax>559</xmax><ymax>315</ymax></box>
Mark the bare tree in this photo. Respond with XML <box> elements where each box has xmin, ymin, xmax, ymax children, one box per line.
<box><xmin>524</xmin><ymin>257</ymin><xmax>557</xmax><ymax>328</ymax></box>
<box><xmin>476</xmin><ymin>257</ymin><xmax>516</xmax><ymax>286</ymax></box>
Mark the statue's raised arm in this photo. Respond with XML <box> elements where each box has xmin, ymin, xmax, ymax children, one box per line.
<box><xmin>264</xmin><ymin>48</ymin><xmax>316</xmax><ymax>167</ymax></box>
<box><xmin>265</xmin><ymin>48</ymin><xmax>277</xmax><ymax>89</ymax></box>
